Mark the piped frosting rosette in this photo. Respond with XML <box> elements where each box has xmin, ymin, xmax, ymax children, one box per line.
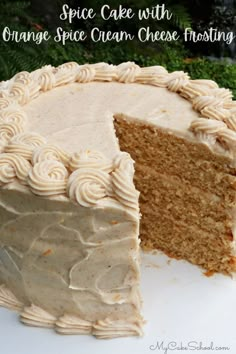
<box><xmin>179</xmin><ymin>79</ymin><xmax>219</xmax><ymax>100</ymax></box>
<box><xmin>0</xmin><ymin>108</ymin><xmax>27</xmax><ymax>126</ymax></box>
<box><xmin>111</xmin><ymin>153</ymin><xmax>139</xmax><ymax>210</ymax></box>
<box><xmin>67</xmin><ymin>150</ymin><xmax>139</xmax><ymax>210</ymax></box>
<box><xmin>0</xmin><ymin>122</ymin><xmax>24</xmax><ymax>152</ymax></box>
<box><xmin>69</xmin><ymin>150</ymin><xmax>113</xmax><ymax>172</ymax></box>
<box><xmin>0</xmin><ymin>153</ymin><xmax>31</xmax><ymax>185</ymax></box>
<box><xmin>37</xmin><ymin>66</ymin><xmax>56</xmax><ymax>92</ymax></box>
<box><xmin>28</xmin><ymin>160</ymin><xmax>69</xmax><ymax>196</ymax></box>
<box><xmin>93</xmin><ymin>63</ymin><xmax>117</xmax><ymax>82</ymax></box>
<box><xmin>0</xmin><ymin>97</ymin><xmax>13</xmax><ymax>109</ymax></box>
<box><xmin>166</xmin><ymin>71</ymin><xmax>189</xmax><ymax>92</ymax></box>
<box><xmin>117</xmin><ymin>62</ymin><xmax>141</xmax><ymax>83</ymax></box>
<box><xmin>135</xmin><ymin>65</ymin><xmax>168</xmax><ymax>86</ymax></box>
<box><xmin>9</xmin><ymin>75</ymin><xmax>40</xmax><ymax>105</ymax></box>
<box><xmin>67</xmin><ymin>168</ymin><xmax>113</xmax><ymax>207</ymax></box>
<box><xmin>5</xmin><ymin>133</ymin><xmax>46</xmax><ymax>160</ymax></box>
<box><xmin>189</xmin><ymin>117</ymin><xmax>236</xmax><ymax>151</ymax></box>
<box><xmin>76</xmin><ymin>65</ymin><xmax>96</xmax><ymax>83</ymax></box>
<box><xmin>32</xmin><ymin>144</ymin><xmax>70</xmax><ymax>166</ymax></box>
<box><xmin>225</xmin><ymin>114</ymin><xmax>236</xmax><ymax>132</ymax></box>
<box><xmin>14</xmin><ymin>71</ymin><xmax>31</xmax><ymax>85</ymax></box>
<box><xmin>54</xmin><ymin>62</ymin><xmax>79</xmax><ymax>86</ymax></box>
<box><xmin>192</xmin><ymin>96</ymin><xmax>231</xmax><ymax>121</ymax></box>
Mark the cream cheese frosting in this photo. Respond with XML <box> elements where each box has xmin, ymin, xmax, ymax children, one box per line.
<box><xmin>1</xmin><ymin>62</ymin><xmax>235</xmax><ymax>173</ymax></box>
<box><xmin>0</xmin><ymin>61</ymin><xmax>235</xmax><ymax>338</ymax></box>
<box><xmin>0</xmin><ymin>186</ymin><xmax>141</xmax><ymax>337</ymax></box>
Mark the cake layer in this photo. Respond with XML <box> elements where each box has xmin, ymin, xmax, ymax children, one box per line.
<box><xmin>141</xmin><ymin>213</ymin><xmax>236</xmax><ymax>273</ymax></box>
<box><xmin>136</xmin><ymin>166</ymin><xmax>233</xmax><ymax>237</ymax></box>
<box><xmin>114</xmin><ymin>116</ymin><xmax>236</xmax><ymax>200</ymax></box>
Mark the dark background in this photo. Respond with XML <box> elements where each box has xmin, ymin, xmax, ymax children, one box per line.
<box><xmin>0</xmin><ymin>0</ymin><xmax>235</xmax><ymax>97</ymax></box>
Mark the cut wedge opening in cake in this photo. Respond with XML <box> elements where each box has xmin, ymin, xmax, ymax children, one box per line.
<box><xmin>114</xmin><ymin>114</ymin><xmax>236</xmax><ymax>274</ymax></box>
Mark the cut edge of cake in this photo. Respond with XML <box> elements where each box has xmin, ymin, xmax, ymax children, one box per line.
<box><xmin>114</xmin><ymin>113</ymin><xmax>236</xmax><ymax>274</ymax></box>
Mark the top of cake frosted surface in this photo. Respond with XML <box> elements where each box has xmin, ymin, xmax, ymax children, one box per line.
<box><xmin>0</xmin><ymin>61</ymin><xmax>235</xmax><ymax>204</ymax></box>
<box><xmin>0</xmin><ymin>61</ymin><xmax>235</xmax><ymax>158</ymax></box>
<box><xmin>24</xmin><ymin>81</ymin><xmax>200</xmax><ymax>158</ymax></box>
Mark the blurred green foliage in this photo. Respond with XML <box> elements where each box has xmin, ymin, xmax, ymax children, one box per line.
<box><xmin>0</xmin><ymin>0</ymin><xmax>235</xmax><ymax>99</ymax></box>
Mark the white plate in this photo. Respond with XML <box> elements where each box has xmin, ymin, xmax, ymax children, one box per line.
<box><xmin>0</xmin><ymin>251</ymin><xmax>235</xmax><ymax>354</ymax></box>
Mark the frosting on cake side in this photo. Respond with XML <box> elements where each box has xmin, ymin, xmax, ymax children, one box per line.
<box><xmin>0</xmin><ymin>184</ymin><xmax>142</xmax><ymax>337</ymax></box>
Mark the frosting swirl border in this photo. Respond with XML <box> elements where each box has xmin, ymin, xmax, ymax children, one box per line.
<box><xmin>0</xmin><ymin>61</ymin><xmax>235</xmax><ymax>205</ymax></box>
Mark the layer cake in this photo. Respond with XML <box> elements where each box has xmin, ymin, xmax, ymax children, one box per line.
<box><xmin>0</xmin><ymin>62</ymin><xmax>236</xmax><ymax>338</ymax></box>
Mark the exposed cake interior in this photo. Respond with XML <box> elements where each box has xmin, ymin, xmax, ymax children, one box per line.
<box><xmin>114</xmin><ymin>115</ymin><xmax>236</xmax><ymax>274</ymax></box>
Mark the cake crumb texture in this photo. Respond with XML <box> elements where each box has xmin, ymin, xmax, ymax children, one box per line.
<box><xmin>114</xmin><ymin>116</ymin><xmax>236</xmax><ymax>274</ymax></box>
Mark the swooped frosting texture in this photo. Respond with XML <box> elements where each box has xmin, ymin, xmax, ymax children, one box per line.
<box><xmin>0</xmin><ymin>185</ymin><xmax>141</xmax><ymax>338</ymax></box>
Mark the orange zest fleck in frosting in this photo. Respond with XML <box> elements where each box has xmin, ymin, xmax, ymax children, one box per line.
<box><xmin>42</xmin><ymin>249</ymin><xmax>52</xmax><ymax>256</ymax></box>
